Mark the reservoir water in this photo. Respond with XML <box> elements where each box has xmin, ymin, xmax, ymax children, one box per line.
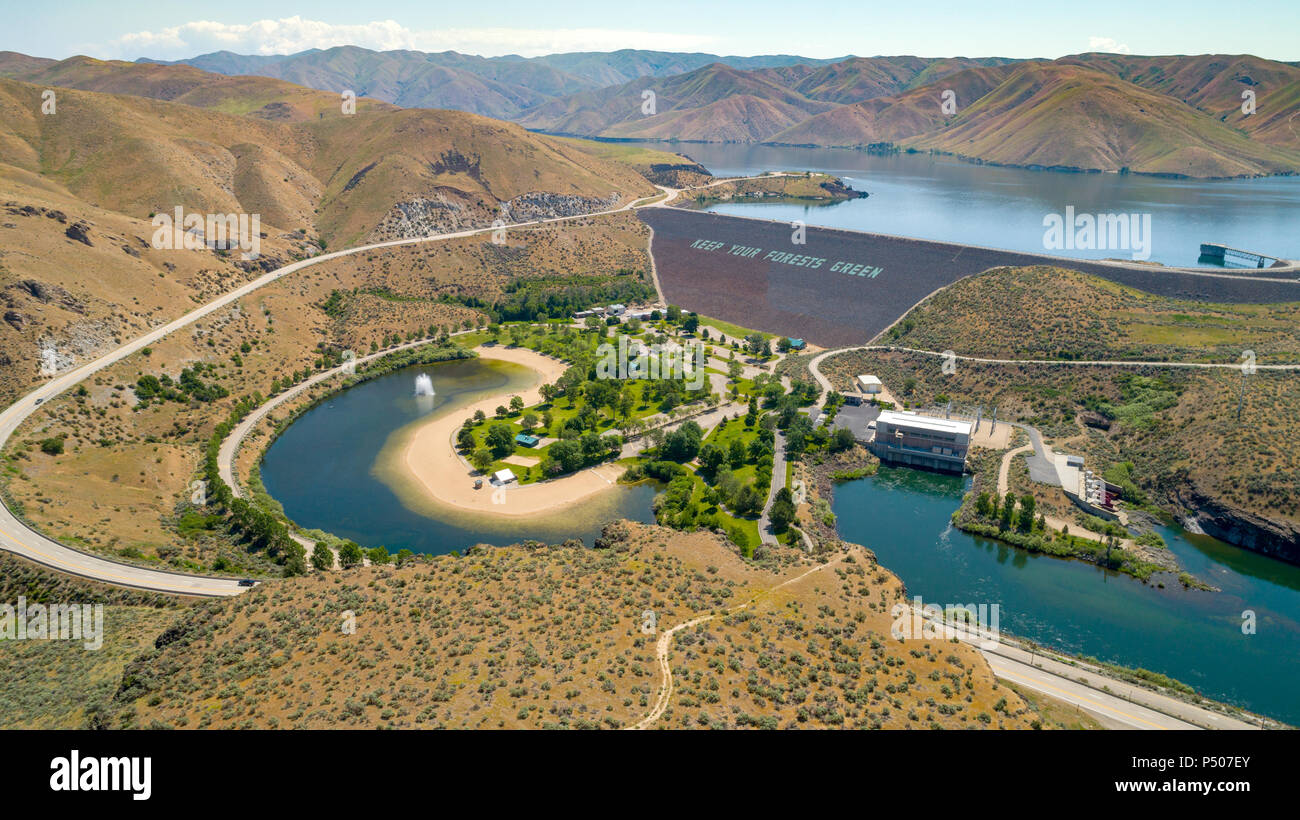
<box><xmin>626</xmin><ymin>141</ymin><xmax>1300</xmax><ymax>267</ymax></box>
<box><xmin>645</xmin><ymin>141</ymin><xmax>1300</xmax><ymax>721</ymax></box>
<box><xmin>833</xmin><ymin>467</ymin><xmax>1300</xmax><ymax>725</ymax></box>
<box><xmin>260</xmin><ymin>357</ymin><xmax>657</xmax><ymax>555</ymax></box>
<box><xmin>263</xmin><ymin>147</ymin><xmax>1300</xmax><ymax>721</ymax></box>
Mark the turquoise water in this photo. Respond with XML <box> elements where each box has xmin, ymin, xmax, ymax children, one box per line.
<box><xmin>628</xmin><ymin>142</ymin><xmax>1300</xmax><ymax>267</ymax></box>
<box><xmin>832</xmin><ymin>467</ymin><xmax>1300</xmax><ymax>724</ymax></box>
<box><xmin>259</xmin><ymin>358</ymin><xmax>657</xmax><ymax>554</ymax></box>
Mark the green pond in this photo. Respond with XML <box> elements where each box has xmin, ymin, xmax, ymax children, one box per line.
<box><xmin>260</xmin><ymin>357</ymin><xmax>657</xmax><ymax>554</ymax></box>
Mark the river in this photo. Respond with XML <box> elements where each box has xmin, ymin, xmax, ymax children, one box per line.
<box><xmin>833</xmin><ymin>467</ymin><xmax>1300</xmax><ymax>725</ymax></box>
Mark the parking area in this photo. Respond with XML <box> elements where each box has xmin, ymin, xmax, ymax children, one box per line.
<box><xmin>830</xmin><ymin>401</ymin><xmax>881</xmax><ymax>443</ymax></box>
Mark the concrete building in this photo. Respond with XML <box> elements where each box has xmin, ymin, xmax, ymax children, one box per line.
<box><xmin>869</xmin><ymin>411</ymin><xmax>971</xmax><ymax>474</ymax></box>
<box><xmin>1054</xmin><ymin>453</ymin><xmax>1123</xmax><ymax>520</ymax></box>
<box><xmin>857</xmin><ymin>375</ymin><xmax>883</xmax><ymax>395</ymax></box>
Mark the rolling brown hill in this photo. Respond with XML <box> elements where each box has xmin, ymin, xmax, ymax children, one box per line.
<box><xmin>94</xmin><ymin>522</ymin><xmax>1039</xmax><ymax>730</ymax></box>
<box><xmin>761</xmin><ymin>55</ymin><xmax>1017</xmax><ymax>104</ymax></box>
<box><xmin>1057</xmin><ymin>53</ymin><xmax>1300</xmax><ymax>153</ymax></box>
<box><xmin>0</xmin><ymin>55</ymin><xmax>400</xmax><ymax>121</ymax></box>
<box><xmin>770</xmin><ymin>64</ymin><xmax>1013</xmax><ymax>146</ymax></box>
<box><xmin>516</xmin><ymin>62</ymin><xmax>838</xmax><ymax>142</ymax></box>
<box><xmin>154</xmin><ymin>46</ymin><xmax>851</xmax><ymax>114</ymax></box>
<box><xmin>514</xmin><ymin>57</ymin><xmax>1017</xmax><ymax>141</ymax></box>
<box><xmin>773</xmin><ymin>61</ymin><xmax>1300</xmax><ymax>177</ymax></box>
<box><xmin>908</xmin><ymin>62</ymin><xmax>1300</xmax><ymax>176</ymax></box>
<box><xmin>0</xmin><ymin>66</ymin><xmax>654</xmax><ymax>246</ymax></box>
<box><xmin>0</xmin><ymin>64</ymin><xmax>654</xmax><ymax>403</ymax></box>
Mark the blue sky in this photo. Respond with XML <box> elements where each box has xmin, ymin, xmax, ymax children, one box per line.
<box><xmin>5</xmin><ymin>0</ymin><xmax>1299</xmax><ymax>62</ymax></box>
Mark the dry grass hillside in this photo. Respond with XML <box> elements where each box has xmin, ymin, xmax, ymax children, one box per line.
<box><xmin>0</xmin><ymin>164</ymin><xmax>313</xmax><ymax>405</ymax></box>
<box><xmin>0</xmin><ymin>72</ymin><xmax>654</xmax><ymax>248</ymax></box>
<box><xmin>517</xmin><ymin>63</ymin><xmax>837</xmax><ymax>142</ymax></box>
<box><xmin>776</xmin><ymin>62</ymin><xmax>1300</xmax><ymax>177</ymax></box>
<box><xmin>886</xmin><ymin>265</ymin><xmax>1300</xmax><ymax>363</ymax></box>
<box><xmin>0</xmin><ymin>63</ymin><xmax>656</xmax><ymax>403</ymax></box>
<box><xmin>98</xmin><ymin>522</ymin><xmax>1039</xmax><ymax>730</ymax></box>
<box><xmin>771</xmin><ymin>65</ymin><xmax>1012</xmax><ymax>146</ymax></box>
<box><xmin>1058</xmin><ymin>53</ymin><xmax>1300</xmax><ymax>153</ymax></box>
<box><xmin>0</xmin><ymin>55</ymin><xmax>400</xmax><ymax>121</ymax></box>
<box><xmin>0</xmin><ymin>550</ymin><xmax>182</xmax><ymax>729</ymax></box>
<box><xmin>0</xmin><ymin>213</ymin><xmax>651</xmax><ymax>571</ymax></box>
<box><xmin>817</xmin><ymin>266</ymin><xmax>1300</xmax><ymax>555</ymax></box>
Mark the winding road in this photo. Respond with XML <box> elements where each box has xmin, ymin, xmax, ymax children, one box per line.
<box><xmin>0</xmin><ymin>180</ymin><xmax>706</xmax><ymax>595</ymax></box>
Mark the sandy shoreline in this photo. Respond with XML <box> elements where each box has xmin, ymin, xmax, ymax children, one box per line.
<box><xmin>400</xmin><ymin>345</ymin><xmax>625</xmax><ymax>518</ymax></box>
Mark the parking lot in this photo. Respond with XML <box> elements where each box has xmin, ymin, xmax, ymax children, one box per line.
<box><xmin>829</xmin><ymin>401</ymin><xmax>881</xmax><ymax>443</ymax></box>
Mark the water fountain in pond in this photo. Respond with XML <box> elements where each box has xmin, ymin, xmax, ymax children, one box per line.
<box><xmin>414</xmin><ymin>373</ymin><xmax>435</xmax><ymax>397</ymax></box>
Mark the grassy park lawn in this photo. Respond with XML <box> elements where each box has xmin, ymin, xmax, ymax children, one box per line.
<box><xmin>677</xmin><ymin>468</ymin><xmax>761</xmax><ymax>558</ymax></box>
<box><xmin>696</xmin><ymin>314</ymin><xmax>773</xmax><ymax>342</ymax></box>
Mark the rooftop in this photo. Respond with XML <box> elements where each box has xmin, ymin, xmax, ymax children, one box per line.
<box><xmin>876</xmin><ymin>410</ymin><xmax>973</xmax><ymax>436</ymax></box>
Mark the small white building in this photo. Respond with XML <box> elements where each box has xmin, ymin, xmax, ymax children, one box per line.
<box><xmin>857</xmin><ymin>375</ymin><xmax>883</xmax><ymax>395</ymax></box>
<box><xmin>493</xmin><ymin>468</ymin><xmax>517</xmax><ymax>484</ymax></box>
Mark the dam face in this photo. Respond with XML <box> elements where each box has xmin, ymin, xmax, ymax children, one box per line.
<box><xmin>639</xmin><ymin>209</ymin><xmax>1300</xmax><ymax>348</ymax></box>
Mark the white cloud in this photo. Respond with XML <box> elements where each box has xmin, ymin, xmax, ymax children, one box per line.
<box><xmin>1087</xmin><ymin>36</ymin><xmax>1131</xmax><ymax>55</ymax></box>
<box><xmin>99</xmin><ymin>16</ymin><xmax>716</xmax><ymax>60</ymax></box>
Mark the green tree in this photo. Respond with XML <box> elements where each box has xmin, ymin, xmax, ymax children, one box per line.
<box><xmin>1018</xmin><ymin>494</ymin><xmax>1037</xmax><ymax>532</ymax></box>
<box><xmin>662</xmin><ymin>421</ymin><xmax>703</xmax><ymax>462</ymax></box>
<box><xmin>338</xmin><ymin>540</ymin><xmax>364</xmax><ymax>569</ymax></box>
<box><xmin>698</xmin><ymin>443</ymin><xmax>726</xmax><ymax>479</ymax></box>
<box><xmin>770</xmin><ymin>487</ymin><xmax>796</xmax><ymax>532</ymax></box>
<box><xmin>311</xmin><ymin>542</ymin><xmax>334</xmax><ymax>571</ymax></box>
<box><xmin>486</xmin><ymin>423</ymin><xmax>516</xmax><ymax>457</ymax></box>
<box><xmin>470</xmin><ymin>447</ymin><xmax>494</xmax><ymax>471</ymax></box>
<box><xmin>728</xmin><ymin>438</ymin><xmax>747</xmax><ymax>469</ymax></box>
<box><xmin>999</xmin><ymin>492</ymin><xmax>1016</xmax><ymax>530</ymax></box>
<box><xmin>830</xmin><ymin>427</ymin><xmax>856</xmax><ymax>452</ymax></box>
<box><xmin>456</xmin><ymin>426</ymin><xmax>476</xmax><ymax>450</ymax></box>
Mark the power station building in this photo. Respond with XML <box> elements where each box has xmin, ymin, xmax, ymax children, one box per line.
<box><xmin>869</xmin><ymin>411</ymin><xmax>972</xmax><ymax>474</ymax></box>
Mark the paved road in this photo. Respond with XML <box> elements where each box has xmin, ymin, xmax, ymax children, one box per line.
<box><xmin>0</xmin><ymin>183</ymin><xmax>722</xmax><ymax>594</ymax></box>
<box><xmin>835</xmin><ymin>345</ymin><xmax>1300</xmax><ymax>372</ymax></box>
<box><xmin>758</xmin><ymin>430</ymin><xmax>788</xmax><ymax>546</ymax></box>
<box><xmin>971</xmin><ymin>633</ymin><xmax>1260</xmax><ymax>730</ymax></box>
<box><xmin>0</xmin><ymin>172</ymin><xmax>803</xmax><ymax>595</ymax></box>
